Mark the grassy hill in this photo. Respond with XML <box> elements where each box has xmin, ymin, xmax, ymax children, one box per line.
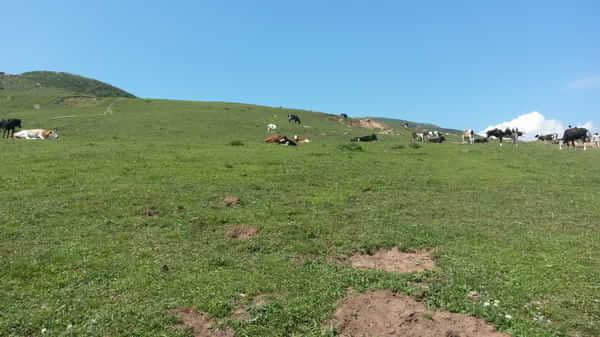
<box><xmin>1</xmin><ymin>75</ymin><xmax>599</xmax><ymax>337</ymax></box>
<box><xmin>0</xmin><ymin>71</ymin><xmax>135</xmax><ymax>98</ymax></box>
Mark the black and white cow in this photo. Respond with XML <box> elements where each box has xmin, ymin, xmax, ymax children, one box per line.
<box><xmin>428</xmin><ymin>135</ymin><xmax>446</xmax><ymax>143</ymax></box>
<box><xmin>288</xmin><ymin>114</ymin><xmax>301</xmax><ymax>124</ymax></box>
<box><xmin>350</xmin><ymin>134</ymin><xmax>378</xmax><ymax>142</ymax></box>
<box><xmin>560</xmin><ymin>127</ymin><xmax>589</xmax><ymax>150</ymax></box>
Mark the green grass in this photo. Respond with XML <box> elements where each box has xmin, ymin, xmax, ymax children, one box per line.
<box><xmin>1</xmin><ymin>94</ymin><xmax>599</xmax><ymax>337</ymax></box>
<box><xmin>0</xmin><ymin>71</ymin><xmax>135</xmax><ymax>98</ymax></box>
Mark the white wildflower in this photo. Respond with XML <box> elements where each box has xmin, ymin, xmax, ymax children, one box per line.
<box><xmin>493</xmin><ymin>299</ymin><xmax>500</xmax><ymax>307</ymax></box>
<box><xmin>483</xmin><ymin>301</ymin><xmax>490</xmax><ymax>307</ymax></box>
<box><xmin>41</xmin><ymin>328</ymin><xmax>47</xmax><ymax>334</ymax></box>
<box><xmin>505</xmin><ymin>314</ymin><xmax>512</xmax><ymax>320</ymax></box>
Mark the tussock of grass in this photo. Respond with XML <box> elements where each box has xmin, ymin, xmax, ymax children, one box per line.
<box><xmin>338</xmin><ymin>143</ymin><xmax>364</xmax><ymax>152</ymax></box>
<box><xmin>229</xmin><ymin>140</ymin><xmax>245</xmax><ymax>146</ymax></box>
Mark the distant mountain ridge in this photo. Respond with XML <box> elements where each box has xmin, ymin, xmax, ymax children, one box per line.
<box><xmin>0</xmin><ymin>71</ymin><xmax>135</xmax><ymax>98</ymax></box>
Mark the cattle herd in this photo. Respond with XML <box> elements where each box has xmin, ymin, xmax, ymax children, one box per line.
<box><xmin>265</xmin><ymin>113</ymin><xmax>598</xmax><ymax>151</ymax></box>
<box><xmin>0</xmin><ymin>118</ymin><xmax>59</xmax><ymax>140</ymax></box>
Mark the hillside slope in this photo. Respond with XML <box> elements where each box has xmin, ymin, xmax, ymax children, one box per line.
<box><xmin>0</xmin><ymin>71</ymin><xmax>135</xmax><ymax>98</ymax></box>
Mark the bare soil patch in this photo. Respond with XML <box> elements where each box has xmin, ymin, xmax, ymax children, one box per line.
<box><xmin>223</xmin><ymin>196</ymin><xmax>241</xmax><ymax>207</ymax></box>
<box><xmin>172</xmin><ymin>308</ymin><xmax>234</xmax><ymax>337</ymax></box>
<box><xmin>232</xmin><ymin>294</ymin><xmax>271</xmax><ymax>322</ymax></box>
<box><xmin>226</xmin><ymin>226</ymin><xmax>258</xmax><ymax>240</ymax></box>
<box><xmin>350</xmin><ymin>247</ymin><xmax>435</xmax><ymax>273</ymax></box>
<box><xmin>330</xmin><ymin>290</ymin><xmax>510</xmax><ymax>337</ymax></box>
<box><xmin>342</xmin><ymin>118</ymin><xmax>395</xmax><ymax>134</ymax></box>
<box><xmin>142</xmin><ymin>207</ymin><xmax>159</xmax><ymax>218</ymax></box>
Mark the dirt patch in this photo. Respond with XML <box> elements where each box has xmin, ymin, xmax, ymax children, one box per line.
<box><xmin>343</xmin><ymin>118</ymin><xmax>394</xmax><ymax>134</ymax></box>
<box><xmin>223</xmin><ymin>196</ymin><xmax>240</xmax><ymax>207</ymax></box>
<box><xmin>350</xmin><ymin>247</ymin><xmax>435</xmax><ymax>273</ymax></box>
<box><xmin>143</xmin><ymin>207</ymin><xmax>160</xmax><ymax>218</ymax></box>
<box><xmin>232</xmin><ymin>294</ymin><xmax>271</xmax><ymax>322</ymax></box>
<box><xmin>172</xmin><ymin>308</ymin><xmax>234</xmax><ymax>337</ymax></box>
<box><xmin>329</xmin><ymin>290</ymin><xmax>510</xmax><ymax>337</ymax></box>
<box><xmin>226</xmin><ymin>226</ymin><xmax>258</xmax><ymax>240</ymax></box>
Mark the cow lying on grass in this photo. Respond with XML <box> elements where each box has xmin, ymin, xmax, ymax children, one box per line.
<box><xmin>351</xmin><ymin>134</ymin><xmax>377</xmax><ymax>142</ymax></box>
<box><xmin>14</xmin><ymin>129</ymin><xmax>59</xmax><ymax>140</ymax></box>
<box><xmin>264</xmin><ymin>134</ymin><xmax>296</xmax><ymax>146</ymax></box>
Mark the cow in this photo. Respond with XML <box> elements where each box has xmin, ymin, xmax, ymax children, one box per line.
<box><xmin>267</xmin><ymin>123</ymin><xmax>277</xmax><ymax>132</ymax></box>
<box><xmin>428</xmin><ymin>135</ymin><xmax>446</xmax><ymax>143</ymax></box>
<box><xmin>486</xmin><ymin>128</ymin><xmax>506</xmax><ymax>143</ymax></box>
<box><xmin>288</xmin><ymin>114</ymin><xmax>301</xmax><ymax>124</ymax></box>
<box><xmin>535</xmin><ymin>134</ymin><xmax>557</xmax><ymax>143</ymax></box>
<box><xmin>463</xmin><ymin>129</ymin><xmax>475</xmax><ymax>144</ymax></box>
<box><xmin>427</xmin><ymin>130</ymin><xmax>440</xmax><ymax>138</ymax></box>
<box><xmin>14</xmin><ymin>129</ymin><xmax>59</xmax><ymax>140</ymax></box>
<box><xmin>293</xmin><ymin>135</ymin><xmax>311</xmax><ymax>144</ymax></box>
<box><xmin>560</xmin><ymin>127</ymin><xmax>589</xmax><ymax>150</ymax></box>
<box><xmin>1</xmin><ymin>118</ymin><xmax>22</xmax><ymax>138</ymax></box>
<box><xmin>351</xmin><ymin>134</ymin><xmax>377</xmax><ymax>142</ymax></box>
<box><xmin>486</xmin><ymin>128</ymin><xmax>521</xmax><ymax>145</ymax></box>
<box><xmin>264</xmin><ymin>134</ymin><xmax>296</xmax><ymax>146</ymax></box>
<box><xmin>592</xmin><ymin>133</ymin><xmax>600</xmax><ymax>148</ymax></box>
<box><xmin>412</xmin><ymin>132</ymin><xmax>425</xmax><ymax>142</ymax></box>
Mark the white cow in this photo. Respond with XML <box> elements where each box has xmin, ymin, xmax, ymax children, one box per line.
<box><xmin>593</xmin><ymin>133</ymin><xmax>600</xmax><ymax>148</ymax></box>
<box><xmin>14</xmin><ymin>129</ymin><xmax>59</xmax><ymax>140</ymax></box>
<box><xmin>267</xmin><ymin>123</ymin><xmax>277</xmax><ymax>132</ymax></box>
<box><xmin>463</xmin><ymin>129</ymin><xmax>475</xmax><ymax>144</ymax></box>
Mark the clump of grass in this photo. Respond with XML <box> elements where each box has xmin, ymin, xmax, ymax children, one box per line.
<box><xmin>338</xmin><ymin>143</ymin><xmax>364</xmax><ymax>152</ymax></box>
<box><xmin>229</xmin><ymin>140</ymin><xmax>244</xmax><ymax>146</ymax></box>
<box><xmin>391</xmin><ymin>144</ymin><xmax>406</xmax><ymax>150</ymax></box>
<box><xmin>409</xmin><ymin>143</ymin><xmax>421</xmax><ymax>149</ymax></box>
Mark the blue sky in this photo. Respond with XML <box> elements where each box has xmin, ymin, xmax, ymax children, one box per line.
<box><xmin>2</xmin><ymin>0</ymin><xmax>599</xmax><ymax>131</ymax></box>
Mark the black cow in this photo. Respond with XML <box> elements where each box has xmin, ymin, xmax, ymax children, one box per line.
<box><xmin>486</xmin><ymin>128</ymin><xmax>506</xmax><ymax>142</ymax></box>
<box><xmin>340</xmin><ymin>113</ymin><xmax>349</xmax><ymax>119</ymax></box>
<box><xmin>535</xmin><ymin>134</ymin><xmax>557</xmax><ymax>143</ymax></box>
<box><xmin>427</xmin><ymin>135</ymin><xmax>446</xmax><ymax>143</ymax></box>
<box><xmin>560</xmin><ymin>127</ymin><xmax>589</xmax><ymax>150</ymax></box>
<box><xmin>1</xmin><ymin>118</ymin><xmax>22</xmax><ymax>138</ymax></box>
<box><xmin>288</xmin><ymin>114</ymin><xmax>301</xmax><ymax>124</ymax></box>
<box><xmin>486</xmin><ymin>128</ymin><xmax>521</xmax><ymax>144</ymax></box>
<box><xmin>351</xmin><ymin>134</ymin><xmax>378</xmax><ymax>142</ymax></box>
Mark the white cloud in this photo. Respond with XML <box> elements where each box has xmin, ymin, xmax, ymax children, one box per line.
<box><xmin>481</xmin><ymin>111</ymin><xmax>594</xmax><ymax>140</ymax></box>
<box><xmin>568</xmin><ymin>76</ymin><xmax>600</xmax><ymax>90</ymax></box>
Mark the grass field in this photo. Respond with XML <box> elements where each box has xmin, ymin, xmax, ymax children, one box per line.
<box><xmin>1</xmin><ymin>91</ymin><xmax>599</xmax><ymax>336</ymax></box>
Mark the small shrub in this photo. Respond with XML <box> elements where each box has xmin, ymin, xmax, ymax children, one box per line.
<box><xmin>338</xmin><ymin>143</ymin><xmax>364</xmax><ymax>152</ymax></box>
<box><xmin>229</xmin><ymin>140</ymin><xmax>244</xmax><ymax>146</ymax></box>
<box><xmin>391</xmin><ymin>145</ymin><xmax>405</xmax><ymax>150</ymax></box>
<box><xmin>409</xmin><ymin>143</ymin><xmax>421</xmax><ymax>149</ymax></box>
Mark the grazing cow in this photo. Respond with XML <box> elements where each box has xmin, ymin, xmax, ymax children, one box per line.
<box><xmin>340</xmin><ymin>113</ymin><xmax>349</xmax><ymax>119</ymax></box>
<box><xmin>1</xmin><ymin>118</ymin><xmax>22</xmax><ymax>138</ymax></box>
<box><xmin>486</xmin><ymin>128</ymin><xmax>505</xmax><ymax>143</ymax></box>
<box><xmin>560</xmin><ymin>127</ymin><xmax>589</xmax><ymax>150</ymax></box>
<box><xmin>267</xmin><ymin>123</ymin><xmax>277</xmax><ymax>132</ymax></box>
<box><xmin>427</xmin><ymin>130</ymin><xmax>440</xmax><ymax>138</ymax></box>
<box><xmin>351</xmin><ymin>134</ymin><xmax>378</xmax><ymax>142</ymax></box>
<box><xmin>412</xmin><ymin>132</ymin><xmax>425</xmax><ymax>142</ymax></box>
<box><xmin>288</xmin><ymin>114</ymin><xmax>301</xmax><ymax>124</ymax></box>
<box><xmin>592</xmin><ymin>133</ymin><xmax>600</xmax><ymax>148</ymax></box>
<box><xmin>14</xmin><ymin>129</ymin><xmax>59</xmax><ymax>140</ymax></box>
<box><xmin>428</xmin><ymin>135</ymin><xmax>446</xmax><ymax>143</ymax></box>
<box><xmin>535</xmin><ymin>134</ymin><xmax>556</xmax><ymax>143</ymax></box>
<box><xmin>463</xmin><ymin>129</ymin><xmax>475</xmax><ymax>144</ymax></box>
